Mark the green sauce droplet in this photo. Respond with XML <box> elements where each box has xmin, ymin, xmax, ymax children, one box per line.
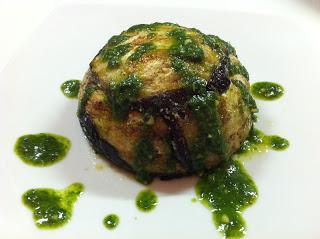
<box><xmin>60</xmin><ymin>80</ymin><xmax>81</xmax><ymax>98</ymax></box>
<box><xmin>251</xmin><ymin>82</ymin><xmax>284</xmax><ymax>100</ymax></box>
<box><xmin>238</xmin><ymin>128</ymin><xmax>289</xmax><ymax>155</ymax></box>
<box><xmin>107</xmin><ymin>74</ymin><xmax>143</xmax><ymax>120</ymax></box>
<box><xmin>103</xmin><ymin>214</ymin><xmax>120</xmax><ymax>230</ymax></box>
<box><xmin>195</xmin><ymin>159</ymin><xmax>258</xmax><ymax>238</ymax></box>
<box><xmin>135</xmin><ymin>189</ymin><xmax>158</xmax><ymax>212</ymax></box>
<box><xmin>22</xmin><ymin>183</ymin><xmax>84</xmax><ymax>229</ymax></box>
<box><xmin>14</xmin><ymin>133</ymin><xmax>71</xmax><ymax>166</ymax></box>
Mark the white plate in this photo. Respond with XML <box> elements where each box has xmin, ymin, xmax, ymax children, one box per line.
<box><xmin>1</xmin><ymin>3</ymin><xmax>320</xmax><ymax>239</ymax></box>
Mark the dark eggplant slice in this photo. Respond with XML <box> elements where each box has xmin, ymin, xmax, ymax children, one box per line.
<box><xmin>206</xmin><ymin>57</ymin><xmax>231</xmax><ymax>93</ymax></box>
<box><xmin>163</xmin><ymin>114</ymin><xmax>193</xmax><ymax>172</ymax></box>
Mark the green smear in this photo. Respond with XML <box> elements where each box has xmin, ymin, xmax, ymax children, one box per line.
<box><xmin>129</xmin><ymin>42</ymin><xmax>156</xmax><ymax>61</ymax></box>
<box><xmin>195</xmin><ymin>159</ymin><xmax>258</xmax><ymax>238</ymax></box>
<box><xmin>101</xmin><ymin>43</ymin><xmax>132</xmax><ymax>69</ymax></box>
<box><xmin>136</xmin><ymin>189</ymin><xmax>158</xmax><ymax>212</ymax></box>
<box><xmin>60</xmin><ymin>80</ymin><xmax>81</xmax><ymax>98</ymax></box>
<box><xmin>14</xmin><ymin>133</ymin><xmax>71</xmax><ymax>167</ymax></box>
<box><xmin>169</xmin><ymin>28</ymin><xmax>204</xmax><ymax>62</ymax></box>
<box><xmin>238</xmin><ymin>128</ymin><xmax>289</xmax><ymax>155</ymax></box>
<box><xmin>232</xmin><ymin>80</ymin><xmax>258</xmax><ymax>119</ymax></box>
<box><xmin>188</xmin><ymin>92</ymin><xmax>227</xmax><ymax>172</ymax></box>
<box><xmin>103</xmin><ymin>214</ymin><xmax>119</xmax><ymax>230</ymax></box>
<box><xmin>229</xmin><ymin>63</ymin><xmax>249</xmax><ymax>80</ymax></box>
<box><xmin>203</xmin><ymin>34</ymin><xmax>236</xmax><ymax>56</ymax></box>
<box><xmin>251</xmin><ymin>82</ymin><xmax>284</xmax><ymax>101</ymax></box>
<box><xmin>22</xmin><ymin>183</ymin><xmax>84</xmax><ymax>229</ymax></box>
<box><xmin>133</xmin><ymin>137</ymin><xmax>155</xmax><ymax>184</ymax></box>
<box><xmin>106</xmin><ymin>74</ymin><xmax>143</xmax><ymax>120</ymax></box>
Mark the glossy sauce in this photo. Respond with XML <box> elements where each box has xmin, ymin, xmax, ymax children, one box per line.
<box><xmin>22</xmin><ymin>183</ymin><xmax>84</xmax><ymax>229</ymax></box>
<box><xmin>14</xmin><ymin>133</ymin><xmax>71</xmax><ymax>166</ymax></box>
<box><xmin>135</xmin><ymin>189</ymin><xmax>158</xmax><ymax>212</ymax></box>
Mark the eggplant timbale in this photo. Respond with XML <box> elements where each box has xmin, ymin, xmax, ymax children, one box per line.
<box><xmin>78</xmin><ymin>23</ymin><xmax>258</xmax><ymax>182</ymax></box>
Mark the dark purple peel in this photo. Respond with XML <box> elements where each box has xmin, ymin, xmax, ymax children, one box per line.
<box><xmin>206</xmin><ymin>57</ymin><xmax>230</xmax><ymax>93</ymax></box>
<box><xmin>163</xmin><ymin>114</ymin><xmax>193</xmax><ymax>172</ymax></box>
<box><xmin>131</xmin><ymin>89</ymin><xmax>193</xmax><ymax>172</ymax></box>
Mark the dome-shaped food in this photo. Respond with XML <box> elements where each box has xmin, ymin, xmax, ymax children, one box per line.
<box><xmin>78</xmin><ymin>23</ymin><xmax>258</xmax><ymax>183</ymax></box>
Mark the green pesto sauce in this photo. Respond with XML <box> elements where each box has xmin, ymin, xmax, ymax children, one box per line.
<box><xmin>22</xmin><ymin>183</ymin><xmax>84</xmax><ymax>229</ymax></box>
<box><xmin>171</xmin><ymin>57</ymin><xmax>206</xmax><ymax>94</ymax></box>
<box><xmin>77</xmin><ymin>86</ymin><xmax>96</xmax><ymax>117</ymax></box>
<box><xmin>126</xmin><ymin>24</ymin><xmax>157</xmax><ymax>32</ymax></box>
<box><xmin>101</xmin><ymin>43</ymin><xmax>132</xmax><ymax>69</ymax></box>
<box><xmin>188</xmin><ymin>92</ymin><xmax>227</xmax><ymax>172</ymax></box>
<box><xmin>169</xmin><ymin>28</ymin><xmax>204</xmax><ymax>62</ymax></box>
<box><xmin>133</xmin><ymin>137</ymin><xmax>155</xmax><ymax>184</ymax></box>
<box><xmin>135</xmin><ymin>189</ymin><xmax>158</xmax><ymax>212</ymax></box>
<box><xmin>251</xmin><ymin>82</ymin><xmax>284</xmax><ymax>101</ymax></box>
<box><xmin>238</xmin><ymin>128</ymin><xmax>289</xmax><ymax>155</ymax></box>
<box><xmin>232</xmin><ymin>80</ymin><xmax>258</xmax><ymax>115</ymax></box>
<box><xmin>60</xmin><ymin>80</ymin><xmax>81</xmax><ymax>98</ymax></box>
<box><xmin>107</xmin><ymin>35</ymin><xmax>129</xmax><ymax>47</ymax></box>
<box><xmin>106</xmin><ymin>74</ymin><xmax>143</xmax><ymax>120</ymax></box>
<box><xmin>203</xmin><ymin>34</ymin><xmax>236</xmax><ymax>56</ymax></box>
<box><xmin>229</xmin><ymin>63</ymin><xmax>249</xmax><ymax>80</ymax></box>
<box><xmin>196</xmin><ymin>159</ymin><xmax>258</xmax><ymax>238</ymax></box>
<box><xmin>103</xmin><ymin>214</ymin><xmax>119</xmax><ymax>230</ymax></box>
<box><xmin>129</xmin><ymin>42</ymin><xmax>156</xmax><ymax>61</ymax></box>
<box><xmin>14</xmin><ymin>133</ymin><xmax>71</xmax><ymax>167</ymax></box>
<box><xmin>126</xmin><ymin>22</ymin><xmax>177</xmax><ymax>33</ymax></box>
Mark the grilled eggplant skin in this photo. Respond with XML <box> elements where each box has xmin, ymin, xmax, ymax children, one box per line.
<box><xmin>78</xmin><ymin>23</ymin><xmax>257</xmax><ymax>181</ymax></box>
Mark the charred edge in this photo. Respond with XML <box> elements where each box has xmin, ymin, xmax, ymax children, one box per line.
<box><xmin>131</xmin><ymin>89</ymin><xmax>193</xmax><ymax>172</ymax></box>
<box><xmin>79</xmin><ymin>113</ymin><xmax>134</xmax><ymax>172</ymax></box>
<box><xmin>163</xmin><ymin>114</ymin><xmax>193</xmax><ymax>173</ymax></box>
<box><xmin>206</xmin><ymin>57</ymin><xmax>230</xmax><ymax>93</ymax></box>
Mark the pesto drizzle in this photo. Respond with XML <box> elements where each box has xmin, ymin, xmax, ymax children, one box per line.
<box><xmin>251</xmin><ymin>82</ymin><xmax>284</xmax><ymax>100</ymax></box>
<box><xmin>100</xmin><ymin>43</ymin><xmax>132</xmax><ymax>69</ymax></box>
<box><xmin>169</xmin><ymin>28</ymin><xmax>204</xmax><ymax>62</ymax></box>
<box><xmin>196</xmin><ymin>159</ymin><xmax>258</xmax><ymax>238</ymax></box>
<box><xmin>229</xmin><ymin>63</ymin><xmax>249</xmax><ymax>80</ymax></box>
<box><xmin>22</xmin><ymin>183</ymin><xmax>84</xmax><ymax>229</ymax></box>
<box><xmin>232</xmin><ymin>80</ymin><xmax>258</xmax><ymax>115</ymax></box>
<box><xmin>188</xmin><ymin>92</ymin><xmax>227</xmax><ymax>172</ymax></box>
<box><xmin>238</xmin><ymin>128</ymin><xmax>289</xmax><ymax>155</ymax></box>
<box><xmin>60</xmin><ymin>80</ymin><xmax>81</xmax><ymax>98</ymax></box>
<box><xmin>203</xmin><ymin>34</ymin><xmax>236</xmax><ymax>56</ymax></box>
<box><xmin>103</xmin><ymin>214</ymin><xmax>120</xmax><ymax>230</ymax></box>
<box><xmin>129</xmin><ymin>42</ymin><xmax>156</xmax><ymax>61</ymax></box>
<box><xmin>133</xmin><ymin>137</ymin><xmax>155</xmax><ymax>184</ymax></box>
<box><xmin>14</xmin><ymin>133</ymin><xmax>71</xmax><ymax>167</ymax></box>
<box><xmin>135</xmin><ymin>189</ymin><xmax>158</xmax><ymax>212</ymax></box>
<box><xmin>106</xmin><ymin>74</ymin><xmax>143</xmax><ymax>120</ymax></box>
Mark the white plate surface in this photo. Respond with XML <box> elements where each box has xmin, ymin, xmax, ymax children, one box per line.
<box><xmin>1</xmin><ymin>3</ymin><xmax>320</xmax><ymax>239</ymax></box>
